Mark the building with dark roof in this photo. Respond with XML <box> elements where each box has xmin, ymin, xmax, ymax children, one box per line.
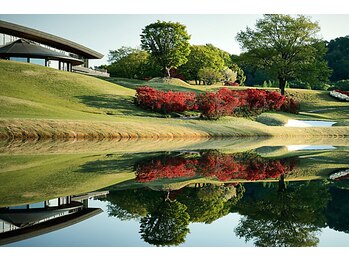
<box><xmin>0</xmin><ymin>20</ymin><xmax>109</xmax><ymax>76</ymax></box>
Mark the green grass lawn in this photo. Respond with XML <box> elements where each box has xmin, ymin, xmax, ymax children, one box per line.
<box><xmin>1</xmin><ymin>60</ymin><xmax>349</xmax><ymax>139</ymax></box>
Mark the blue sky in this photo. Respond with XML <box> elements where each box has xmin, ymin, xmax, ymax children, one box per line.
<box><xmin>1</xmin><ymin>14</ymin><xmax>349</xmax><ymax>67</ymax></box>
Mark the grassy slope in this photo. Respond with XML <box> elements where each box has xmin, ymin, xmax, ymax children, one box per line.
<box><xmin>1</xmin><ymin>60</ymin><xmax>349</xmax><ymax>139</ymax></box>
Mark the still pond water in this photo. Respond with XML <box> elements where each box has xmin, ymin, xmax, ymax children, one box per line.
<box><xmin>1</xmin><ymin>139</ymin><xmax>349</xmax><ymax>247</ymax></box>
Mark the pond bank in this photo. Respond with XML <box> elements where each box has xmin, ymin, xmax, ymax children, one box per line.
<box><xmin>1</xmin><ymin>118</ymin><xmax>349</xmax><ymax>141</ymax></box>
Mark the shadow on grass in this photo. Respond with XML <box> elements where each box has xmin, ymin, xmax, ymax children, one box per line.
<box><xmin>78</xmin><ymin>159</ymin><xmax>133</xmax><ymax>174</ymax></box>
<box><xmin>76</xmin><ymin>94</ymin><xmax>160</xmax><ymax>117</ymax></box>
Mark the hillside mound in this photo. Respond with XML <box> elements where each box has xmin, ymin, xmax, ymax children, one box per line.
<box><xmin>0</xmin><ymin>60</ymin><xmax>142</xmax><ymax>119</ymax></box>
<box><xmin>148</xmin><ymin>77</ymin><xmax>192</xmax><ymax>87</ymax></box>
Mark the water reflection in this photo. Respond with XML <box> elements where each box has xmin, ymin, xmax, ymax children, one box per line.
<box><xmin>0</xmin><ymin>145</ymin><xmax>349</xmax><ymax>247</ymax></box>
<box><xmin>234</xmin><ymin>181</ymin><xmax>330</xmax><ymax>247</ymax></box>
<box><xmin>104</xmin><ymin>184</ymin><xmax>244</xmax><ymax>246</ymax></box>
<box><xmin>0</xmin><ymin>192</ymin><xmax>106</xmax><ymax>245</ymax></box>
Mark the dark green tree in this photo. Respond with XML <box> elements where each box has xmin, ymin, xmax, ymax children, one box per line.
<box><xmin>236</xmin><ymin>14</ymin><xmax>331</xmax><ymax>94</ymax></box>
<box><xmin>325</xmin><ymin>36</ymin><xmax>349</xmax><ymax>82</ymax></box>
<box><xmin>234</xmin><ymin>181</ymin><xmax>331</xmax><ymax>247</ymax></box>
<box><xmin>326</xmin><ymin>186</ymin><xmax>349</xmax><ymax>233</ymax></box>
<box><xmin>139</xmin><ymin>199</ymin><xmax>190</xmax><ymax>246</ymax></box>
<box><xmin>140</xmin><ymin>20</ymin><xmax>191</xmax><ymax>78</ymax></box>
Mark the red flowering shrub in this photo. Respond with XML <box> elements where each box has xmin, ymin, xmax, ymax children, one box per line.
<box><xmin>335</xmin><ymin>89</ymin><xmax>349</xmax><ymax>96</ymax></box>
<box><xmin>196</xmin><ymin>88</ymin><xmax>242</xmax><ymax>119</ymax></box>
<box><xmin>135</xmin><ymin>151</ymin><xmax>297</xmax><ymax>183</ymax></box>
<box><xmin>135</xmin><ymin>86</ymin><xmax>299</xmax><ymax>118</ymax></box>
<box><xmin>282</xmin><ymin>97</ymin><xmax>300</xmax><ymax>114</ymax></box>
<box><xmin>265</xmin><ymin>91</ymin><xmax>286</xmax><ymax>110</ymax></box>
<box><xmin>135</xmin><ymin>86</ymin><xmax>197</xmax><ymax>113</ymax></box>
<box><xmin>245</xmin><ymin>89</ymin><xmax>267</xmax><ymax>110</ymax></box>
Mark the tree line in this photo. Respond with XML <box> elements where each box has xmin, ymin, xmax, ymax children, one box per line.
<box><xmin>100</xmin><ymin>15</ymin><xmax>349</xmax><ymax>94</ymax></box>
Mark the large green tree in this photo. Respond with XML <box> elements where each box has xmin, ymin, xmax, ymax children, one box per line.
<box><xmin>140</xmin><ymin>20</ymin><xmax>191</xmax><ymax>78</ymax></box>
<box><xmin>236</xmin><ymin>14</ymin><xmax>331</xmax><ymax>94</ymax></box>
<box><xmin>107</xmin><ymin>49</ymin><xmax>150</xmax><ymax>78</ymax></box>
<box><xmin>108</xmin><ymin>46</ymin><xmax>138</xmax><ymax>64</ymax></box>
<box><xmin>177</xmin><ymin>184</ymin><xmax>245</xmax><ymax>224</ymax></box>
<box><xmin>179</xmin><ymin>45</ymin><xmax>225</xmax><ymax>84</ymax></box>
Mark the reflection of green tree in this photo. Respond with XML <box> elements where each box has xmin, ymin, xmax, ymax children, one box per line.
<box><xmin>178</xmin><ymin>184</ymin><xmax>245</xmax><ymax>223</ymax></box>
<box><xmin>234</xmin><ymin>181</ymin><xmax>331</xmax><ymax>247</ymax></box>
<box><xmin>105</xmin><ymin>184</ymin><xmax>245</xmax><ymax>246</ymax></box>
<box><xmin>326</xmin><ymin>186</ymin><xmax>349</xmax><ymax>233</ymax></box>
<box><xmin>140</xmin><ymin>200</ymin><xmax>190</xmax><ymax>246</ymax></box>
<box><xmin>106</xmin><ymin>189</ymin><xmax>163</xmax><ymax>220</ymax></box>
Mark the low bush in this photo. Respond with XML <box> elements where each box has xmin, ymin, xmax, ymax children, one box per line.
<box><xmin>135</xmin><ymin>86</ymin><xmax>298</xmax><ymax>119</ymax></box>
<box><xmin>135</xmin><ymin>86</ymin><xmax>197</xmax><ymax>114</ymax></box>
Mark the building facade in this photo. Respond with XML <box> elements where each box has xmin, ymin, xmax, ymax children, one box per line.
<box><xmin>0</xmin><ymin>20</ymin><xmax>109</xmax><ymax>77</ymax></box>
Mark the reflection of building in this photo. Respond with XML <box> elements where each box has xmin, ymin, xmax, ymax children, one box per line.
<box><xmin>0</xmin><ymin>191</ymin><xmax>108</xmax><ymax>245</ymax></box>
<box><xmin>0</xmin><ymin>20</ymin><xmax>109</xmax><ymax>77</ymax></box>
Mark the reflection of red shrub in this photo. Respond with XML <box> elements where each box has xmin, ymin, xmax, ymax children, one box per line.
<box><xmin>135</xmin><ymin>151</ymin><xmax>296</xmax><ymax>183</ymax></box>
<box><xmin>136</xmin><ymin>156</ymin><xmax>198</xmax><ymax>183</ymax></box>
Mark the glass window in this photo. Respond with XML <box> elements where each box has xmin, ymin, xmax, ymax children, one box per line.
<box><xmin>29</xmin><ymin>202</ymin><xmax>45</xmax><ymax>209</ymax></box>
<box><xmin>29</xmin><ymin>58</ymin><xmax>45</xmax><ymax>66</ymax></box>
<box><xmin>47</xmin><ymin>198</ymin><xmax>59</xmax><ymax>207</ymax></box>
<box><xmin>9</xmin><ymin>205</ymin><xmax>28</xmax><ymax>210</ymax></box>
<box><xmin>47</xmin><ymin>60</ymin><xmax>59</xmax><ymax>69</ymax></box>
<box><xmin>10</xmin><ymin>57</ymin><xmax>28</xmax><ymax>63</ymax></box>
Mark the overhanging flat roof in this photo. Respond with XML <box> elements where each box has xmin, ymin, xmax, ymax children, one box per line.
<box><xmin>0</xmin><ymin>20</ymin><xmax>103</xmax><ymax>59</ymax></box>
<box><xmin>0</xmin><ymin>39</ymin><xmax>84</xmax><ymax>65</ymax></box>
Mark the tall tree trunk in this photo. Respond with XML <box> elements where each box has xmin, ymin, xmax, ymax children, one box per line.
<box><xmin>279</xmin><ymin>77</ymin><xmax>286</xmax><ymax>95</ymax></box>
<box><xmin>278</xmin><ymin>174</ymin><xmax>286</xmax><ymax>192</ymax></box>
<box><xmin>165</xmin><ymin>67</ymin><xmax>171</xmax><ymax>78</ymax></box>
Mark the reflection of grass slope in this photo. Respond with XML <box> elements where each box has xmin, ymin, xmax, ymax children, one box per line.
<box><xmin>290</xmin><ymin>151</ymin><xmax>349</xmax><ymax>178</ymax></box>
<box><xmin>1</xmin><ymin>149</ymin><xmax>348</xmax><ymax>206</ymax></box>
<box><xmin>0</xmin><ymin>154</ymin><xmax>135</xmax><ymax>207</ymax></box>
